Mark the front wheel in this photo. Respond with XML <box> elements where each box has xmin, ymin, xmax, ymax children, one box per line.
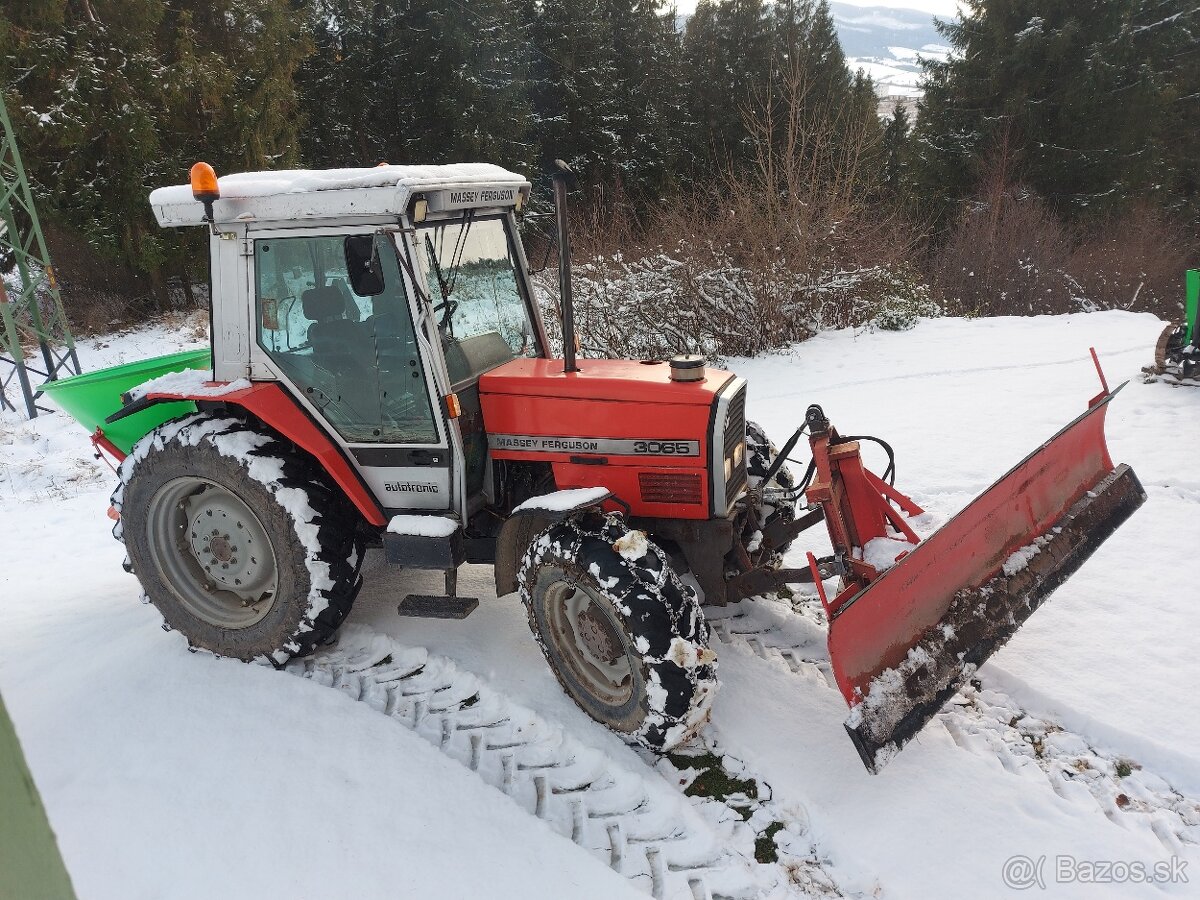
<box><xmin>518</xmin><ymin>513</ymin><xmax>718</xmax><ymax>751</ymax></box>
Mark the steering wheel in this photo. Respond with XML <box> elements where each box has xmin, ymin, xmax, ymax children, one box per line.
<box><xmin>433</xmin><ymin>298</ymin><xmax>458</xmax><ymax>334</ymax></box>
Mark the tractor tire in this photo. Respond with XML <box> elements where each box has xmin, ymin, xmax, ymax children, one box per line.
<box><xmin>518</xmin><ymin>512</ymin><xmax>718</xmax><ymax>751</ymax></box>
<box><xmin>746</xmin><ymin>420</ymin><xmax>797</xmax><ymax>563</ymax></box>
<box><xmin>1154</xmin><ymin>323</ymin><xmax>1186</xmax><ymax>370</ymax></box>
<box><xmin>112</xmin><ymin>414</ymin><xmax>364</xmax><ymax>665</ymax></box>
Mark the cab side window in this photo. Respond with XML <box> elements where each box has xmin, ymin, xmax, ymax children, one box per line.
<box><xmin>254</xmin><ymin>234</ymin><xmax>439</xmax><ymax>445</ymax></box>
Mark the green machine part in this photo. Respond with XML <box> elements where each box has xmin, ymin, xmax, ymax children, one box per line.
<box><xmin>1186</xmin><ymin>269</ymin><xmax>1198</xmax><ymax>346</ymax></box>
<box><xmin>38</xmin><ymin>348</ymin><xmax>211</xmax><ymax>454</ymax></box>
<box><xmin>0</xmin><ymin>691</ymin><xmax>77</xmax><ymax>900</ymax></box>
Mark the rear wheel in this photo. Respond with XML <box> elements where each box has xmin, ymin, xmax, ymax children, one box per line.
<box><xmin>518</xmin><ymin>513</ymin><xmax>717</xmax><ymax>751</ymax></box>
<box><xmin>1154</xmin><ymin>323</ymin><xmax>1186</xmax><ymax>370</ymax></box>
<box><xmin>113</xmin><ymin>414</ymin><xmax>363</xmax><ymax>664</ymax></box>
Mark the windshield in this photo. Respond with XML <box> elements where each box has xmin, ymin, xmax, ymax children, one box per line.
<box><xmin>417</xmin><ymin>214</ymin><xmax>540</xmax><ymax>385</ymax></box>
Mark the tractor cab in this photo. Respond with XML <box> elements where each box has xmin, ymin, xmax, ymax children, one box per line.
<box><xmin>150</xmin><ymin>165</ymin><xmax>546</xmax><ymax>523</ymax></box>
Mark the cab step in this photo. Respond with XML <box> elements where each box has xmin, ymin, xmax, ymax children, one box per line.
<box><xmin>397</xmin><ymin>592</ymin><xmax>479</xmax><ymax>619</ymax></box>
<box><xmin>384</xmin><ymin>515</ymin><xmax>479</xmax><ymax>620</ymax></box>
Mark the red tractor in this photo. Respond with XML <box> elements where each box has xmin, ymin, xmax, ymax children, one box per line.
<box><xmin>52</xmin><ymin>161</ymin><xmax>1144</xmax><ymax>771</ymax></box>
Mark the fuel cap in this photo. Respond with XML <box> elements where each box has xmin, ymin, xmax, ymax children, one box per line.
<box><xmin>669</xmin><ymin>354</ymin><xmax>706</xmax><ymax>382</ymax></box>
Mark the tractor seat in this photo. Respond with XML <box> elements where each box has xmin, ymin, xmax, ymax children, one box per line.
<box><xmin>303</xmin><ymin>286</ymin><xmax>364</xmax><ymax>374</ymax></box>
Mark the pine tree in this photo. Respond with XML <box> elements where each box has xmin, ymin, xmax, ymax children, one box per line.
<box><xmin>881</xmin><ymin>102</ymin><xmax>910</xmax><ymax>197</ymax></box>
<box><xmin>298</xmin><ymin>0</ymin><xmax>535</xmax><ymax>172</ymax></box>
<box><xmin>2</xmin><ymin>0</ymin><xmax>310</xmax><ymax>300</ymax></box>
<box><xmin>912</xmin><ymin>0</ymin><xmax>1199</xmax><ymax>225</ymax></box>
<box><xmin>525</xmin><ymin>0</ymin><xmax>623</xmax><ymax>185</ymax></box>
<box><xmin>683</xmin><ymin>0</ymin><xmax>772</xmax><ymax>175</ymax></box>
<box><xmin>599</xmin><ymin>0</ymin><xmax>687</xmax><ymax>201</ymax></box>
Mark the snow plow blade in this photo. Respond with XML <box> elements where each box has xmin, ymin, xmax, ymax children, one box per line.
<box><xmin>828</xmin><ymin>387</ymin><xmax>1145</xmax><ymax>773</ymax></box>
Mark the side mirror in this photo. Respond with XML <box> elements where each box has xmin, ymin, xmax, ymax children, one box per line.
<box><xmin>344</xmin><ymin>235</ymin><xmax>385</xmax><ymax>296</ymax></box>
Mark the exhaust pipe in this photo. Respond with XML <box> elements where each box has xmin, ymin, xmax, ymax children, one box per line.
<box><xmin>551</xmin><ymin>159</ymin><xmax>579</xmax><ymax>374</ymax></box>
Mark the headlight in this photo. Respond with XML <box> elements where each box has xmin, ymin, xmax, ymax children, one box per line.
<box><xmin>733</xmin><ymin>441</ymin><xmax>744</xmax><ymax>467</ymax></box>
<box><xmin>724</xmin><ymin>457</ymin><xmax>732</xmax><ymax>482</ymax></box>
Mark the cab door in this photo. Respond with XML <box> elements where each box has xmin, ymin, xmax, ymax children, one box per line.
<box><xmin>246</xmin><ymin>226</ymin><xmax>455</xmax><ymax>514</ymax></box>
<box><xmin>405</xmin><ymin>212</ymin><xmax>546</xmax><ymax>507</ymax></box>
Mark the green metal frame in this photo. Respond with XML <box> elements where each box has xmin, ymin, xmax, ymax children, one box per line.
<box><xmin>1185</xmin><ymin>269</ymin><xmax>1198</xmax><ymax>347</ymax></box>
<box><xmin>0</xmin><ymin>93</ymin><xmax>80</xmax><ymax>418</ymax></box>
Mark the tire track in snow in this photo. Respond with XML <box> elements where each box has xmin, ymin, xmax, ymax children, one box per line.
<box><xmin>754</xmin><ymin>344</ymin><xmax>1149</xmax><ymax>402</ymax></box>
<box><xmin>285</xmin><ymin>624</ymin><xmax>857</xmax><ymax>900</ymax></box>
<box><xmin>1140</xmin><ymin>369</ymin><xmax>1200</xmax><ymax>389</ymax></box>
<box><xmin>705</xmin><ymin>599</ymin><xmax>1200</xmax><ymax>852</ymax></box>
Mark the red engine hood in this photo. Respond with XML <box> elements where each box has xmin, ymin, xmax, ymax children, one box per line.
<box><xmin>478</xmin><ymin>358</ymin><xmax>734</xmax><ymax>404</ymax></box>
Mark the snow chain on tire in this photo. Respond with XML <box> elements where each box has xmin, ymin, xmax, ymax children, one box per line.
<box><xmin>111</xmin><ymin>413</ymin><xmax>364</xmax><ymax>664</ymax></box>
<box><xmin>518</xmin><ymin>511</ymin><xmax>718</xmax><ymax>751</ymax></box>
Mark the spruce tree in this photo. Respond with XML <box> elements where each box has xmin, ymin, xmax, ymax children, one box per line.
<box><xmin>912</xmin><ymin>0</ymin><xmax>1199</xmax><ymax>225</ymax></box>
<box><xmin>881</xmin><ymin>102</ymin><xmax>910</xmax><ymax>198</ymax></box>
<box><xmin>683</xmin><ymin>0</ymin><xmax>772</xmax><ymax>175</ymax></box>
<box><xmin>3</xmin><ymin>0</ymin><xmax>310</xmax><ymax>299</ymax></box>
<box><xmin>299</xmin><ymin>0</ymin><xmax>535</xmax><ymax>172</ymax></box>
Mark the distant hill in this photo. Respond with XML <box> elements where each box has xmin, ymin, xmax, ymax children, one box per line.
<box><xmin>830</xmin><ymin>2</ymin><xmax>953</xmax><ymax>106</ymax></box>
<box><xmin>674</xmin><ymin>4</ymin><xmax>954</xmax><ymax>108</ymax></box>
<box><xmin>830</xmin><ymin>3</ymin><xmax>945</xmax><ymax>58</ymax></box>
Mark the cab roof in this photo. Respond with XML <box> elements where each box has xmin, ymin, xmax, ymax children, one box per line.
<box><xmin>149</xmin><ymin>163</ymin><xmax>530</xmax><ymax>228</ymax></box>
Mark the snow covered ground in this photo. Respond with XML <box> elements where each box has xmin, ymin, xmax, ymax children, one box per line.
<box><xmin>2</xmin><ymin>310</ymin><xmax>1198</xmax><ymax>898</ymax></box>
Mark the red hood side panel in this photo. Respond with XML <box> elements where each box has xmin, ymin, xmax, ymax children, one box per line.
<box><xmin>479</xmin><ymin>358</ymin><xmax>734</xmax><ymax>519</ymax></box>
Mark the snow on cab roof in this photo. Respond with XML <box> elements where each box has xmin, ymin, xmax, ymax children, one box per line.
<box><xmin>149</xmin><ymin>163</ymin><xmax>530</xmax><ymax>228</ymax></box>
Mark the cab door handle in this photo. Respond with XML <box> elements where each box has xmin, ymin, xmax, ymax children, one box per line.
<box><xmin>410</xmin><ymin>449</ymin><xmax>441</xmax><ymax>466</ymax></box>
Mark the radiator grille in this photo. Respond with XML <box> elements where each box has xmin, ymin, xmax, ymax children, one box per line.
<box><xmin>724</xmin><ymin>384</ymin><xmax>748</xmax><ymax>506</ymax></box>
<box><xmin>639</xmin><ymin>471</ymin><xmax>703</xmax><ymax>505</ymax></box>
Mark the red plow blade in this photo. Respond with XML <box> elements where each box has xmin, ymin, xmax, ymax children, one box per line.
<box><xmin>826</xmin><ymin>386</ymin><xmax>1145</xmax><ymax>772</ymax></box>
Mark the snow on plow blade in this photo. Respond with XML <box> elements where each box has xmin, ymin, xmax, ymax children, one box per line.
<box><xmin>829</xmin><ymin>387</ymin><xmax>1145</xmax><ymax>773</ymax></box>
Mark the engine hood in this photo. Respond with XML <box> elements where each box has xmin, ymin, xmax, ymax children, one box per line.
<box><xmin>478</xmin><ymin>358</ymin><xmax>734</xmax><ymax>405</ymax></box>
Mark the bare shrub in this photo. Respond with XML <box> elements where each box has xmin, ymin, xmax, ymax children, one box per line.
<box><xmin>536</xmin><ymin>58</ymin><xmax>932</xmax><ymax>361</ymax></box>
<box><xmin>929</xmin><ymin>190</ymin><xmax>1197</xmax><ymax>320</ymax></box>
<box><xmin>1066</xmin><ymin>206</ymin><xmax>1193</xmax><ymax>321</ymax></box>
<box><xmin>929</xmin><ymin>179</ymin><xmax>1077</xmax><ymax>317</ymax></box>
<box><xmin>40</xmin><ymin>222</ymin><xmax>209</xmax><ymax>335</ymax></box>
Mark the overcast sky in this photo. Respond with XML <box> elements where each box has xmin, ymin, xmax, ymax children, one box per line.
<box><xmin>672</xmin><ymin>0</ymin><xmax>962</xmax><ymax>16</ymax></box>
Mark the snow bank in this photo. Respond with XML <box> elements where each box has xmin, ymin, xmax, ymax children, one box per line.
<box><xmin>4</xmin><ymin>310</ymin><xmax>1197</xmax><ymax>900</ymax></box>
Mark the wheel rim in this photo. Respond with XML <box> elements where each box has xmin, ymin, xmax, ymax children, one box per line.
<box><xmin>543</xmin><ymin>579</ymin><xmax>635</xmax><ymax>707</ymax></box>
<box><xmin>146</xmin><ymin>476</ymin><xmax>279</xmax><ymax>629</ymax></box>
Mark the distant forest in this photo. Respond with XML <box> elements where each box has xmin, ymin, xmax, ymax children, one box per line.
<box><xmin>1</xmin><ymin>0</ymin><xmax>1197</xmax><ymax>344</ymax></box>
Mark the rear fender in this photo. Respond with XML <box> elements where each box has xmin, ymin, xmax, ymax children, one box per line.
<box><xmin>109</xmin><ymin>383</ymin><xmax>386</xmax><ymax>527</ymax></box>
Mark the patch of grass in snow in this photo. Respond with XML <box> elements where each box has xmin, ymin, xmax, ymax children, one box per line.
<box><xmin>666</xmin><ymin>751</ymin><xmax>758</xmax><ymax>806</ymax></box>
<box><xmin>1116</xmin><ymin>760</ymin><xmax>1133</xmax><ymax>778</ymax></box>
<box><xmin>755</xmin><ymin>821</ymin><xmax>786</xmax><ymax>864</ymax></box>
